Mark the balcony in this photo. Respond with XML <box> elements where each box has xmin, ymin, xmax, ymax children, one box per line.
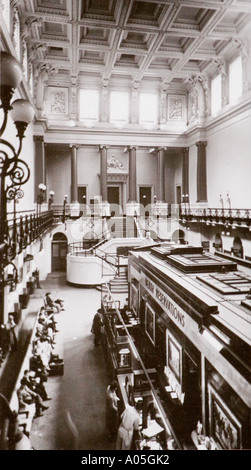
<box><xmin>180</xmin><ymin>207</ymin><xmax>251</xmax><ymax>231</ymax></box>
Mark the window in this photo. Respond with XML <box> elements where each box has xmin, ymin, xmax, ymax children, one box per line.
<box><xmin>229</xmin><ymin>56</ymin><xmax>242</xmax><ymax>104</ymax></box>
<box><xmin>139</xmin><ymin>92</ymin><xmax>158</xmax><ymax>128</ymax></box>
<box><xmin>79</xmin><ymin>89</ymin><xmax>99</xmax><ymax>124</ymax></box>
<box><xmin>109</xmin><ymin>91</ymin><xmax>129</xmax><ymax>126</ymax></box>
<box><xmin>211</xmin><ymin>74</ymin><xmax>222</xmax><ymax>115</ymax></box>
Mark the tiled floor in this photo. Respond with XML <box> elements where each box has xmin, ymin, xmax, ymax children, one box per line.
<box><xmin>29</xmin><ymin>273</ymin><xmax>127</xmax><ymax>451</ymax></box>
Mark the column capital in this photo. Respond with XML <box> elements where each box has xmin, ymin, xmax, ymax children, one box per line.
<box><xmin>196</xmin><ymin>141</ymin><xmax>207</xmax><ymax>148</ymax></box>
<box><xmin>99</xmin><ymin>145</ymin><xmax>109</xmax><ymax>151</ymax></box>
<box><xmin>33</xmin><ymin>135</ymin><xmax>44</xmax><ymax>142</ymax></box>
<box><xmin>69</xmin><ymin>144</ymin><xmax>79</xmax><ymax>149</ymax></box>
<box><xmin>182</xmin><ymin>147</ymin><xmax>189</xmax><ymax>154</ymax></box>
<box><xmin>157</xmin><ymin>147</ymin><xmax>167</xmax><ymax>152</ymax></box>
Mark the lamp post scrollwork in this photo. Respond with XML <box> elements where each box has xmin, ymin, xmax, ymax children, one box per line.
<box><xmin>0</xmin><ymin>51</ymin><xmax>34</xmax><ymax>321</ymax></box>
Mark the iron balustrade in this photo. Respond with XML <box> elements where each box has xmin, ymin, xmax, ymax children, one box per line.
<box><xmin>3</xmin><ymin>210</ymin><xmax>54</xmax><ymax>261</ymax></box>
<box><xmin>67</xmin><ymin>241</ymin><xmax>128</xmax><ymax>277</ymax></box>
<box><xmin>180</xmin><ymin>207</ymin><xmax>251</xmax><ymax>226</ymax></box>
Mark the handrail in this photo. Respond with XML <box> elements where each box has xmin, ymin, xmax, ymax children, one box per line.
<box><xmin>180</xmin><ymin>207</ymin><xmax>251</xmax><ymax>219</ymax></box>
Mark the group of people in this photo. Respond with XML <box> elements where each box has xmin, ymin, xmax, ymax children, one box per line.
<box><xmin>32</xmin><ymin>306</ymin><xmax>59</xmax><ymax>372</ymax></box>
<box><xmin>16</xmin><ymin>301</ymin><xmax>61</xmax><ymax>421</ymax></box>
<box><xmin>106</xmin><ymin>381</ymin><xmax>141</xmax><ymax>450</ymax></box>
<box><xmin>17</xmin><ymin>369</ymin><xmax>51</xmax><ymax>419</ymax></box>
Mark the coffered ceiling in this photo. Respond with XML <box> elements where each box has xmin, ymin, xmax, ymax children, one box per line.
<box><xmin>19</xmin><ymin>0</ymin><xmax>251</xmax><ymax>88</ymax></box>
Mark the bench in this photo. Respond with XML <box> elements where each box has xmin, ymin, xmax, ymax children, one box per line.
<box><xmin>8</xmin><ymin>308</ymin><xmax>40</xmax><ymax>437</ymax></box>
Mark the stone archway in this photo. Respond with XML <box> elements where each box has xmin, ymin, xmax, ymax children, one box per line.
<box><xmin>232</xmin><ymin>236</ymin><xmax>243</xmax><ymax>258</ymax></box>
<box><xmin>215</xmin><ymin>233</ymin><xmax>223</xmax><ymax>252</ymax></box>
<box><xmin>172</xmin><ymin>229</ymin><xmax>185</xmax><ymax>244</ymax></box>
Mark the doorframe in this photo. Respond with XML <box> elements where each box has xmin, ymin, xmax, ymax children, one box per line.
<box><xmin>138</xmin><ymin>185</ymin><xmax>154</xmax><ymax>208</ymax></box>
<box><xmin>77</xmin><ymin>184</ymin><xmax>88</xmax><ymax>204</ymax></box>
<box><xmin>107</xmin><ymin>183</ymin><xmax>123</xmax><ymax>215</ymax></box>
<box><xmin>176</xmin><ymin>184</ymin><xmax>182</xmax><ymax>205</ymax></box>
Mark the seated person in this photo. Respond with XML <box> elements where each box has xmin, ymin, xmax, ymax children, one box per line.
<box><xmin>17</xmin><ymin>380</ymin><xmax>48</xmax><ymax>418</ymax></box>
<box><xmin>45</xmin><ymin>292</ymin><xmax>65</xmax><ymax>312</ymax></box>
<box><xmin>22</xmin><ymin>370</ymin><xmax>51</xmax><ymax>401</ymax></box>
<box><xmin>33</xmin><ymin>337</ymin><xmax>52</xmax><ymax>371</ymax></box>
<box><xmin>39</xmin><ymin>307</ymin><xmax>58</xmax><ymax>332</ymax></box>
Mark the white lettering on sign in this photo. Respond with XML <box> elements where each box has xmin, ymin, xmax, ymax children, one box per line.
<box><xmin>143</xmin><ymin>274</ymin><xmax>185</xmax><ymax>328</ymax></box>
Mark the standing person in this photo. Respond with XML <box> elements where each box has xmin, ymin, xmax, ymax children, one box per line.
<box><xmin>91</xmin><ymin>309</ymin><xmax>103</xmax><ymax>346</ymax></box>
<box><xmin>5</xmin><ymin>314</ymin><xmax>17</xmax><ymax>352</ymax></box>
<box><xmin>33</xmin><ymin>268</ymin><xmax>41</xmax><ymax>289</ymax></box>
<box><xmin>116</xmin><ymin>401</ymin><xmax>141</xmax><ymax>450</ymax></box>
<box><xmin>106</xmin><ymin>381</ymin><xmax>119</xmax><ymax>442</ymax></box>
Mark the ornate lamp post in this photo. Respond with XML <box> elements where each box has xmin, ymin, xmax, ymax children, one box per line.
<box><xmin>0</xmin><ymin>51</ymin><xmax>34</xmax><ymax>322</ymax></box>
<box><xmin>37</xmin><ymin>183</ymin><xmax>46</xmax><ymax>215</ymax></box>
<box><xmin>48</xmin><ymin>190</ymin><xmax>54</xmax><ymax>211</ymax></box>
<box><xmin>62</xmin><ymin>194</ymin><xmax>68</xmax><ymax>223</ymax></box>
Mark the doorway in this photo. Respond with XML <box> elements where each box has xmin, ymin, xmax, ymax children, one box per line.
<box><xmin>51</xmin><ymin>233</ymin><xmax>68</xmax><ymax>272</ymax></box>
<box><xmin>176</xmin><ymin>185</ymin><xmax>182</xmax><ymax>205</ymax></box>
<box><xmin>78</xmin><ymin>186</ymin><xmax>87</xmax><ymax>215</ymax></box>
<box><xmin>108</xmin><ymin>186</ymin><xmax>120</xmax><ymax>215</ymax></box>
<box><xmin>139</xmin><ymin>186</ymin><xmax>152</xmax><ymax>215</ymax></box>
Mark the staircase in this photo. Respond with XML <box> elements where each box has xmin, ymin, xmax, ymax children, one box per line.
<box><xmin>109</xmin><ymin>269</ymin><xmax>128</xmax><ymax>294</ymax></box>
<box><xmin>97</xmin><ymin>268</ymin><xmax>128</xmax><ymax>294</ymax></box>
<box><xmin>107</xmin><ymin>216</ymin><xmax>138</xmax><ymax>238</ymax></box>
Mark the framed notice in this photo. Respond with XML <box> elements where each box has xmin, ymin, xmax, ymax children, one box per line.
<box><xmin>208</xmin><ymin>384</ymin><xmax>242</xmax><ymax>450</ymax></box>
<box><xmin>167</xmin><ymin>333</ymin><xmax>182</xmax><ymax>383</ymax></box>
<box><xmin>131</xmin><ymin>283</ymin><xmax>139</xmax><ymax>317</ymax></box>
<box><xmin>145</xmin><ymin>303</ymin><xmax>155</xmax><ymax>345</ymax></box>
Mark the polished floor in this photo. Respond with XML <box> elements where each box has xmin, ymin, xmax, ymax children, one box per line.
<box><xmin>29</xmin><ymin>273</ymin><xmax>127</xmax><ymax>451</ymax></box>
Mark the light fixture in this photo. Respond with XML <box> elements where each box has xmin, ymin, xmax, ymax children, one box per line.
<box><xmin>10</xmin><ymin>99</ymin><xmax>34</xmax><ymax>139</ymax></box>
<box><xmin>37</xmin><ymin>184</ymin><xmax>47</xmax><ymax>214</ymax></box>
<box><xmin>0</xmin><ymin>52</ymin><xmax>35</xmax><ymax>320</ymax></box>
<box><xmin>48</xmin><ymin>191</ymin><xmax>55</xmax><ymax>211</ymax></box>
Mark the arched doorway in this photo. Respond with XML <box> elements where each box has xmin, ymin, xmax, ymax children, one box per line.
<box><xmin>232</xmin><ymin>236</ymin><xmax>243</xmax><ymax>258</ymax></box>
<box><xmin>214</xmin><ymin>233</ymin><xmax>223</xmax><ymax>252</ymax></box>
<box><xmin>172</xmin><ymin>229</ymin><xmax>185</xmax><ymax>244</ymax></box>
<box><xmin>51</xmin><ymin>232</ymin><xmax>68</xmax><ymax>272</ymax></box>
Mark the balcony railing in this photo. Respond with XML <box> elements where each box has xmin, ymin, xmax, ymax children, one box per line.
<box><xmin>180</xmin><ymin>207</ymin><xmax>251</xmax><ymax>228</ymax></box>
<box><xmin>3</xmin><ymin>210</ymin><xmax>54</xmax><ymax>262</ymax></box>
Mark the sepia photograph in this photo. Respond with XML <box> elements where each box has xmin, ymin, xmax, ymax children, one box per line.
<box><xmin>0</xmin><ymin>0</ymin><xmax>250</xmax><ymax>462</ymax></box>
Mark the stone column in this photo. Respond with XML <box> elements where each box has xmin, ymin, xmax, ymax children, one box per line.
<box><xmin>34</xmin><ymin>135</ymin><xmax>46</xmax><ymax>202</ymax></box>
<box><xmin>99</xmin><ymin>145</ymin><xmax>110</xmax><ymax>216</ymax></box>
<box><xmin>70</xmin><ymin>144</ymin><xmax>80</xmax><ymax>217</ymax></box>
<box><xmin>152</xmin><ymin>147</ymin><xmax>168</xmax><ymax>216</ymax></box>
<box><xmin>128</xmin><ymin>146</ymin><xmax>137</xmax><ymax>202</ymax></box>
<box><xmin>157</xmin><ymin>147</ymin><xmax>166</xmax><ymax>202</ymax></box>
<box><xmin>99</xmin><ymin>145</ymin><xmax>108</xmax><ymax>202</ymax></box>
<box><xmin>70</xmin><ymin>145</ymin><xmax>78</xmax><ymax>203</ymax></box>
<box><xmin>126</xmin><ymin>146</ymin><xmax>140</xmax><ymax>216</ymax></box>
<box><xmin>182</xmin><ymin>147</ymin><xmax>189</xmax><ymax>197</ymax></box>
<box><xmin>196</xmin><ymin>141</ymin><xmax>207</xmax><ymax>202</ymax></box>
